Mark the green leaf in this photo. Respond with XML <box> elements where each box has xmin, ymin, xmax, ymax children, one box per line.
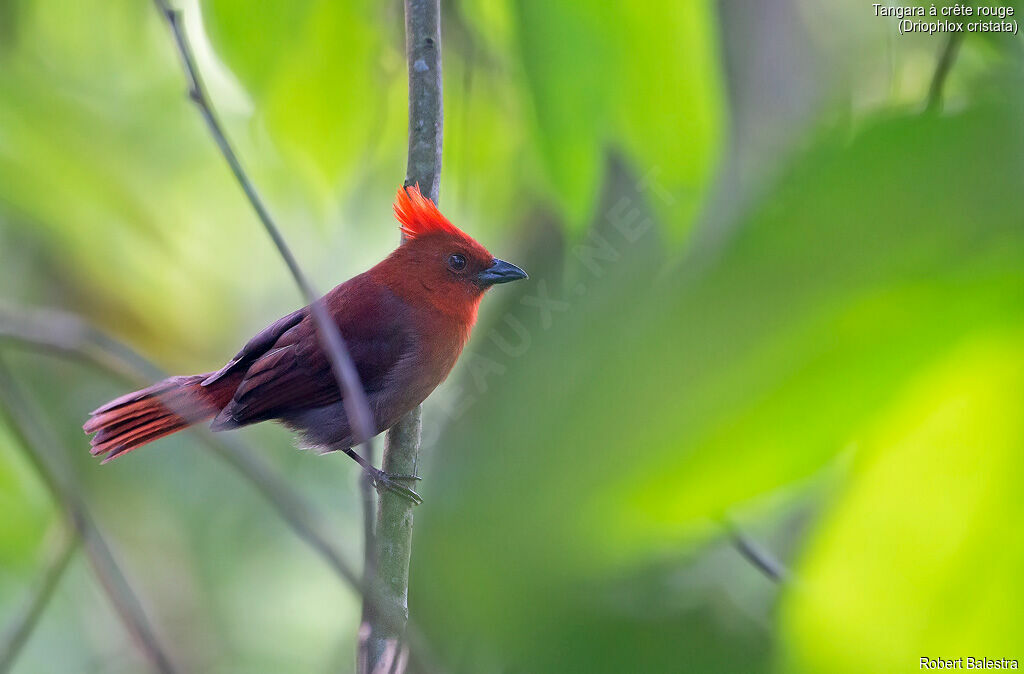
<box><xmin>259</xmin><ymin>0</ymin><xmax>397</xmax><ymax>192</ymax></box>
<box><xmin>202</xmin><ymin>0</ymin><xmax>407</xmax><ymax>195</ymax></box>
<box><xmin>200</xmin><ymin>0</ymin><xmax>317</xmax><ymax>99</ymax></box>
<box><xmin>511</xmin><ymin>0</ymin><xmax>721</xmax><ymax>233</ymax></box>
<box><xmin>783</xmin><ymin>335</ymin><xmax>1024</xmax><ymax>672</ymax></box>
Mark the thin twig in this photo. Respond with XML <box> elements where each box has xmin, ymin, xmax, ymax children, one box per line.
<box><xmin>0</xmin><ymin>357</ymin><xmax>177</xmax><ymax>674</ymax></box>
<box><xmin>0</xmin><ymin>524</ymin><xmax>78</xmax><ymax>673</ymax></box>
<box><xmin>360</xmin><ymin>1</ymin><xmax>442</xmax><ymax>671</ymax></box>
<box><xmin>722</xmin><ymin>519</ymin><xmax>790</xmax><ymax>585</ymax></box>
<box><xmin>150</xmin><ymin>0</ymin><xmax>381</xmax><ymax>538</ymax></box>
<box><xmin>925</xmin><ymin>32</ymin><xmax>964</xmax><ymax>113</ymax></box>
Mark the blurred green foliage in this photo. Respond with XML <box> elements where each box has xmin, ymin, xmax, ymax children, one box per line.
<box><xmin>1</xmin><ymin>0</ymin><xmax>1022</xmax><ymax>672</ymax></box>
<box><xmin>415</xmin><ymin>102</ymin><xmax>1024</xmax><ymax>672</ymax></box>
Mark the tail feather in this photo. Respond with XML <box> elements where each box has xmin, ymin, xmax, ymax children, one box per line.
<box><xmin>84</xmin><ymin>374</ymin><xmax>234</xmax><ymax>462</ymax></box>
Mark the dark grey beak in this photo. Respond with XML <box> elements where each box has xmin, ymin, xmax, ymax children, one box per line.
<box><xmin>476</xmin><ymin>258</ymin><xmax>528</xmax><ymax>287</ymax></box>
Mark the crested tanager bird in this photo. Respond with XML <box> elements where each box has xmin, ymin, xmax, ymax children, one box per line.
<box><xmin>83</xmin><ymin>185</ymin><xmax>527</xmax><ymax>498</ymax></box>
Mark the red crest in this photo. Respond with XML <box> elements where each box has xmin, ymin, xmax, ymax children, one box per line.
<box><xmin>393</xmin><ymin>184</ymin><xmax>468</xmax><ymax>241</ymax></box>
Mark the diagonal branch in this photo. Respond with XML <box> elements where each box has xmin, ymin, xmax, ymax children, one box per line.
<box><xmin>0</xmin><ymin>357</ymin><xmax>177</xmax><ymax>674</ymax></box>
<box><xmin>149</xmin><ymin>4</ymin><xmax>388</xmax><ymax>545</ymax></box>
<box><xmin>0</xmin><ymin>523</ymin><xmax>78</xmax><ymax>673</ymax></box>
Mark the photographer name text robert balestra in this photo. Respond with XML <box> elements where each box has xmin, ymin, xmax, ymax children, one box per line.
<box><xmin>921</xmin><ymin>657</ymin><xmax>1019</xmax><ymax>670</ymax></box>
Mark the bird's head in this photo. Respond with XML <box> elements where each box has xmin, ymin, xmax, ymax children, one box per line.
<box><xmin>382</xmin><ymin>184</ymin><xmax>527</xmax><ymax>322</ymax></box>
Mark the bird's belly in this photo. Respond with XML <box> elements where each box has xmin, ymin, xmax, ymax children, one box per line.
<box><xmin>282</xmin><ymin>339</ymin><xmax>461</xmax><ymax>451</ymax></box>
<box><xmin>280</xmin><ymin>377</ymin><xmax>436</xmax><ymax>451</ymax></box>
<box><xmin>280</xmin><ymin>403</ymin><xmax>355</xmax><ymax>450</ymax></box>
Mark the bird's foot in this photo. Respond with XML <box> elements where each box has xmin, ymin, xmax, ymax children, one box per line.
<box><xmin>367</xmin><ymin>468</ymin><xmax>423</xmax><ymax>505</ymax></box>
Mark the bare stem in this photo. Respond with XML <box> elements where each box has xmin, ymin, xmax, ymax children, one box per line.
<box><xmin>360</xmin><ymin>1</ymin><xmax>442</xmax><ymax>671</ymax></box>
<box><xmin>0</xmin><ymin>357</ymin><xmax>177</xmax><ymax>674</ymax></box>
<box><xmin>0</xmin><ymin>523</ymin><xmax>78</xmax><ymax>673</ymax></box>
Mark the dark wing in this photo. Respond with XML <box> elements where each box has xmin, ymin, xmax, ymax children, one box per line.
<box><xmin>209</xmin><ymin>278</ymin><xmax>412</xmax><ymax>430</ymax></box>
<box><xmin>202</xmin><ymin>307</ymin><xmax>306</xmax><ymax>387</ymax></box>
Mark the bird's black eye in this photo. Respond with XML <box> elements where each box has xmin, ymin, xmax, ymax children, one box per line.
<box><xmin>447</xmin><ymin>253</ymin><xmax>467</xmax><ymax>272</ymax></box>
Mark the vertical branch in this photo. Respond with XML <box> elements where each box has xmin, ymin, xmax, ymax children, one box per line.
<box><xmin>361</xmin><ymin>0</ymin><xmax>442</xmax><ymax>671</ymax></box>
<box><xmin>403</xmin><ymin>0</ymin><xmax>444</xmax><ymax>205</ymax></box>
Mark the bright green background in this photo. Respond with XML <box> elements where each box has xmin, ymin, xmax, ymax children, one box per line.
<box><xmin>1</xmin><ymin>1</ymin><xmax>1022</xmax><ymax>672</ymax></box>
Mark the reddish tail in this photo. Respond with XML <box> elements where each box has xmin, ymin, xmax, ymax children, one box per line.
<box><xmin>83</xmin><ymin>374</ymin><xmax>234</xmax><ymax>462</ymax></box>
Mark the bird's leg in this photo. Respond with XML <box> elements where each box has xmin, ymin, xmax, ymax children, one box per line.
<box><xmin>341</xmin><ymin>447</ymin><xmax>423</xmax><ymax>505</ymax></box>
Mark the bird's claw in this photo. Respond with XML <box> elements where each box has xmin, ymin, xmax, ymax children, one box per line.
<box><xmin>368</xmin><ymin>468</ymin><xmax>423</xmax><ymax>505</ymax></box>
